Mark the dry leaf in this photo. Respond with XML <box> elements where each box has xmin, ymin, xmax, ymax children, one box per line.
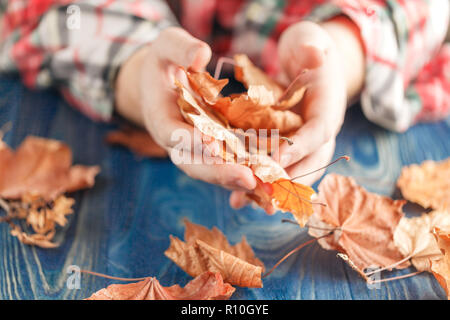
<box><xmin>0</xmin><ymin>136</ymin><xmax>99</xmax><ymax>200</ymax></box>
<box><xmin>234</xmin><ymin>54</ymin><xmax>307</xmax><ymax>110</ymax></box>
<box><xmin>431</xmin><ymin>227</ymin><xmax>450</xmax><ymax>299</ymax></box>
<box><xmin>394</xmin><ymin>210</ymin><xmax>450</xmax><ymax>271</ymax></box>
<box><xmin>212</xmin><ymin>85</ymin><xmax>303</xmax><ymax>134</ymax></box>
<box><xmin>106</xmin><ymin>127</ymin><xmax>167</xmax><ymax>158</ymax></box>
<box><xmin>86</xmin><ymin>271</ymin><xmax>235</xmax><ymax>300</ymax></box>
<box><xmin>397</xmin><ymin>158</ymin><xmax>450</xmax><ymax>210</ymax></box>
<box><xmin>165</xmin><ymin>219</ymin><xmax>264</xmax><ymax>288</ymax></box>
<box><xmin>175</xmin><ymin>78</ymin><xmax>315</xmax><ymax>225</ymax></box>
<box><xmin>184</xmin><ymin>57</ymin><xmax>303</xmax><ymax>134</ymax></box>
<box><xmin>10</xmin><ymin>225</ymin><xmax>58</xmax><ymax>248</ymax></box>
<box><xmin>308</xmin><ymin>174</ymin><xmax>409</xmax><ymax>271</ymax></box>
<box><xmin>4</xmin><ymin>195</ymin><xmax>75</xmax><ymax>248</ymax></box>
<box><xmin>234</xmin><ymin>54</ymin><xmax>285</xmax><ymax>100</ymax></box>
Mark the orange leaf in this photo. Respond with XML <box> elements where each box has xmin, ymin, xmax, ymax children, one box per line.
<box><xmin>165</xmin><ymin>219</ymin><xmax>264</xmax><ymax>288</ymax></box>
<box><xmin>234</xmin><ymin>54</ymin><xmax>285</xmax><ymax>100</ymax></box>
<box><xmin>431</xmin><ymin>227</ymin><xmax>450</xmax><ymax>299</ymax></box>
<box><xmin>0</xmin><ymin>136</ymin><xmax>99</xmax><ymax>200</ymax></box>
<box><xmin>234</xmin><ymin>54</ymin><xmax>307</xmax><ymax>110</ymax></box>
<box><xmin>86</xmin><ymin>271</ymin><xmax>235</xmax><ymax>300</ymax></box>
<box><xmin>397</xmin><ymin>158</ymin><xmax>450</xmax><ymax>210</ymax></box>
<box><xmin>271</xmin><ymin>178</ymin><xmax>315</xmax><ymax>227</ymax></box>
<box><xmin>182</xmin><ymin>57</ymin><xmax>303</xmax><ymax>134</ymax></box>
<box><xmin>308</xmin><ymin>174</ymin><xmax>409</xmax><ymax>271</ymax></box>
<box><xmin>106</xmin><ymin>126</ymin><xmax>167</xmax><ymax>158</ymax></box>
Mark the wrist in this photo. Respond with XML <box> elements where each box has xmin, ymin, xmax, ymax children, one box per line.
<box><xmin>321</xmin><ymin>16</ymin><xmax>365</xmax><ymax>103</ymax></box>
<box><xmin>114</xmin><ymin>45</ymin><xmax>150</xmax><ymax>126</ymax></box>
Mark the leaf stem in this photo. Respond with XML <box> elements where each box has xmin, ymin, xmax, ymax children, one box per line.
<box><xmin>291</xmin><ymin>155</ymin><xmax>350</xmax><ymax>181</ymax></box>
<box><xmin>80</xmin><ymin>269</ymin><xmax>149</xmax><ymax>282</ymax></box>
<box><xmin>262</xmin><ymin>231</ymin><xmax>335</xmax><ymax>279</ymax></box>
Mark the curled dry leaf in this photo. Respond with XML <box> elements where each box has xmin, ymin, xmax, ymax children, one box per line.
<box><xmin>86</xmin><ymin>271</ymin><xmax>235</xmax><ymax>300</ymax></box>
<box><xmin>165</xmin><ymin>219</ymin><xmax>264</xmax><ymax>288</ymax></box>
<box><xmin>397</xmin><ymin>158</ymin><xmax>450</xmax><ymax>210</ymax></box>
<box><xmin>4</xmin><ymin>195</ymin><xmax>75</xmax><ymax>248</ymax></box>
<box><xmin>106</xmin><ymin>127</ymin><xmax>167</xmax><ymax>158</ymax></box>
<box><xmin>10</xmin><ymin>225</ymin><xmax>58</xmax><ymax>248</ymax></box>
<box><xmin>308</xmin><ymin>174</ymin><xmax>409</xmax><ymax>271</ymax></box>
<box><xmin>0</xmin><ymin>136</ymin><xmax>99</xmax><ymax>200</ymax></box>
<box><xmin>431</xmin><ymin>227</ymin><xmax>450</xmax><ymax>299</ymax></box>
<box><xmin>185</xmin><ymin>56</ymin><xmax>303</xmax><ymax>135</ymax></box>
<box><xmin>234</xmin><ymin>54</ymin><xmax>307</xmax><ymax>111</ymax></box>
<box><xmin>175</xmin><ymin>80</ymin><xmax>315</xmax><ymax>225</ymax></box>
<box><xmin>394</xmin><ymin>210</ymin><xmax>450</xmax><ymax>271</ymax></box>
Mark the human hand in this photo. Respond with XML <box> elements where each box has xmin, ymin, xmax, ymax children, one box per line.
<box><xmin>115</xmin><ymin>27</ymin><xmax>256</xmax><ymax>191</ymax></box>
<box><xmin>230</xmin><ymin>21</ymin><xmax>347</xmax><ymax>210</ymax></box>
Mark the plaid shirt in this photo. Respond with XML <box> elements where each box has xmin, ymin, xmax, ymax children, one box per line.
<box><xmin>0</xmin><ymin>0</ymin><xmax>449</xmax><ymax>131</ymax></box>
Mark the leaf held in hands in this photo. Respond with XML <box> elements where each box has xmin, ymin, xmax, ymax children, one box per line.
<box><xmin>271</xmin><ymin>178</ymin><xmax>315</xmax><ymax>227</ymax></box>
<box><xmin>106</xmin><ymin>127</ymin><xmax>167</xmax><ymax>158</ymax></box>
<box><xmin>308</xmin><ymin>174</ymin><xmax>409</xmax><ymax>271</ymax></box>
<box><xmin>164</xmin><ymin>219</ymin><xmax>264</xmax><ymax>288</ymax></box>
<box><xmin>86</xmin><ymin>271</ymin><xmax>235</xmax><ymax>300</ymax></box>
<box><xmin>397</xmin><ymin>158</ymin><xmax>450</xmax><ymax>210</ymax></box>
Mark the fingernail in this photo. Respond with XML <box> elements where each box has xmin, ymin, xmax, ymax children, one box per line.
<box><xmin>280</xmin><ymin>154</ymin><xmax>292</xmax><ymax>167</ymax></box>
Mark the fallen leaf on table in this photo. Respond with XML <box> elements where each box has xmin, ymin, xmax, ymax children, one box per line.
<box><xmin>0</xmin><ymin>135</ymin><xmax>98</xmax><ymax>248</ymax></box>
<box><xmin>10</xmin><ymin>225</ymin><xmax>57</xmax><ymax>248</ymax></box>
<box><xmin>431</xmin><ymin>227</ymin><xmax>450</xmax><ymax>299</ymax></box>
<box><xmin>397</xmin><ymin>158</ymin><xmax>450</xmax><ymax>210</ymax></box>
<box><xmin>106</xmin><ymin>127</ymin><xmax>167</xmax><ymax>158</ymax></box>
<box><xmin>165</xmin><ymin>219</ymin><xmax>264</xmax><ymax>288</ymax></box>
<box><xmin>0</xmin><ymin>136</ymin><xmax>99</xmax><ymax>200</ymax></box>
<box><xmin>308</xmin><ymin>174</ymin><xmax>409</xmax><ymax>271</ymax></box>
<box><xmin>394</xmin><ymin>210</ymin><xmax>450</xmax><ymax>271</ymax></box>
<box><xmin>86</xmin><ymin>271</ymin><xmax>235</xmax><ymax>300</ymax></box>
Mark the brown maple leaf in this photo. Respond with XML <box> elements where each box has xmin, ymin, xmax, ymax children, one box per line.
<box><xmin>165</xmin><ymin>219</ymin><xmax>264</xmax><ymax>288</ymax></box>
<box><xmin>86</xmin><ymin>271</ymin><xmax>235</xmax><ymax>300</ymax></box>
<box><xmin>0</xmin><ymin>136</ymin><xmax>99</xmax><ymax>200</ymax></box>
<box><xmin>431</xmin><ymin>227</ymin><xmax>450</xmax><ymax>299</ymax></box>
<box><xmin>106</xmin><ymin>126</ymin><xmax>167</xmax><ymax>158</ymax></box>
<box><xmin>308</xmin><ymin>174</ymin><xmax>409</xmax><ymax>271</ymax></box>
<box><xmin>394</xmin><ymin>210</ymin><xmax>450</xmax><ymax>271</ymax></box>
<box><xmin>397</xmin><ymin>158</ymin><xmax>450</xmax><ymax>210</ymax></box>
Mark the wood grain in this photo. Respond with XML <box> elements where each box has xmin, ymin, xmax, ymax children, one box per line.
<box><xmin>0</xmin><ymin>75</ymin><xmax>448</xmax><ymax>300</ymax></box>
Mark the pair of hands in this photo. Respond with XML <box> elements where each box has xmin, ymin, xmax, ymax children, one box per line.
<box><xmin>116</xmin><ymin>21</ymin><xmax>348</xmax><ymax>211</ymax></box>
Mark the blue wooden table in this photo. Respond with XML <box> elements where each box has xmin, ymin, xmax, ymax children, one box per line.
<box><xmin>0</xmin><ymin>75</ymin><xmax>448</xmax><ymax>300</ymax></box>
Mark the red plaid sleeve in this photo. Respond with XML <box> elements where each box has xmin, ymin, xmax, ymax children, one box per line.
<box><xmin>306</xmin><ymin>0</ymin><xmax>450</xmax><ymax>131</ymax></box>
<box><xmin>0</xmin><ymin>0</ymin><xmax>178</xmax><ymax>121</ymax></box>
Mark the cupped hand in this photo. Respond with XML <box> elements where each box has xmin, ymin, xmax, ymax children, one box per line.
<box><xmin>230</xmin><ymin>21</ymin><xmax>347</xmax><ymax>210</ymax></box>
<box><xmin>119</xmin><ymin>27</ymin><xmax>257</xmax><ymax>191</ymax></box>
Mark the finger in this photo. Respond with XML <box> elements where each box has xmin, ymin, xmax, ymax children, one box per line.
<box><xmin>229</xmin><ymin>190</ymin><xmax>250</xmax><ymax>209</ymax></box>
<box><xmin>285</xmin><ymin>139</ymin><xmax>335</xmax><ymax>186</ymax></box>
<box><xmin>278</xmin><ymin>21</ymin><xmax>331</xmax><ymax>79</ymax></box>
<box><xmin>155</xmin><ymin>27</ymin><xmax>211</xmax><ymax>70</ymax></box>
<box><xmin>175</xmin><ymin>159</ymin><xmax>257</xmax><ymax>191</ymax></box>
<box><xmin>274</xmin><ymin>117</ymin><xmax>332</xmax><ymax>168</ymax></box>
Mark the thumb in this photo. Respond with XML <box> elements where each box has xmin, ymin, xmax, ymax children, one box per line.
<box><xmin>155</xmin><ymin>27</ymin><xmax>211</xmax><ymax>70</ymax></box>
